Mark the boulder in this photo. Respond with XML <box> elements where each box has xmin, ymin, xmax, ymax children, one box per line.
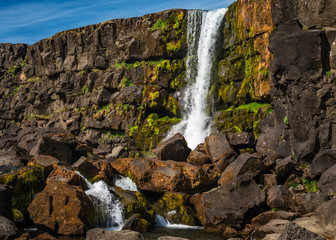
<box><xmin>86</xmin><ymin>228</ymin><xmax>144</xmax><ymax>240</ymax></box>
<box><xmin>0</xmin><ymin>216</ymin><xmax>19</xmax><ymax>240</ymax></box>
<box><xmin>204</xmin><ymin>133</ymin><xmax>237</xmax><ymax>171</ymax></box>
<box><xmin>317</xmin><ymin>164</ymin><xmax>336</xmax><ymax>195</ymax></box>
<box><xmin>153</xmin><ymin>192</ymin><xmax>199</xmax><ymax>226</ymax></box>
<box><xmin>0</xmin><ymin>155</ymin><xmax>24</xmax><ymax>167</ymax></box>
<box><xmin>122</xmin><ymin>214</ymin><xmax>152</xmax><ymax>232</ymax></box>
<box><xmin>278</xmin><ymin>222</ymin><xmax>325</xmax><ymax>240</ymax></box>
<box><xmin>27</xmin><ymin>155</ymin><xmax>60</xmax><ymax>176</ymax></box>
<box><xmin>72</xmin><ymin>157</ymin><xmax>114</xmax><ymax>184</ymax></box>
<box><xmin>252</xmin><ymin>211</ymin><xmax>298</xmax><ymax>229</ymax></box>
<box><xmin>153</xmin><ymin>133</ymin><xmax>191</xmax><ymax>162</ymax></box>
<box><xmin>227</xmin><ymin>132</ymin><xmax>255</xmax><ymax>147</ymax></box>
<box><xmin>47</xmin><ymin>165</ymin><xmax>85</xmax><ymax>186</ymax></box>
<box><xmin>112</xmin><ymin>158</ymin><xmax>215</xmax><ymax>194</ymax></box>
<box><xmin>266</xmin><ymin>185</ymin><xmax>294</xmax><ymax>211</ymax></box>
<box><xmin>28</xmin><ymin>181</ymin><xmax>95</xmax><ymax>235</ymax></box>
<box><xmin>310</xmin><ymin>149</ymin><xmax>336</xmax><ymax>179</ymax></box>
<box><xmin>250</xmin><ymin>219</ymin><xmax>290</xmax><ymax>239</ymax></box>
<box><xmin>115</xmin><ymin>190</ymin><xmax>154</xmax><ymax>224</ymax></box>
<box><xmin>0</xmin><ymin>184</ymin><xmax>13</xmax><ymax>220</ymax></box>
<box><xmin>29</xmin><ymin>136</ymin><xmax>73</xmax><ymax>165</ymax></box>
<box><xmin>191</xmin><ymin>174</ymin><xmax>265</xmax><ymax>231</ymax></box>
<box><xmin>218</xmin><ymin>153</ymin><xmax>264</xmax><ymax>186</ymax></box>
<box><xmin>295</xmin><ymin>192</ymin><xmax>329</xmax><ymax>214</ymax></box>
<box><xmin>316</xmin><ymin>199</ymin><xmax>336</xmax><ymax>226</ymax></box>
<box><xmin>273</xmin><ymin>156</ymin><xmax>296</xmax><ymax>179</ymax></box>
<box><xmin>186</xmin><ymin>150</ymin><xmax>211</xmax><ymax>166</ymax></box>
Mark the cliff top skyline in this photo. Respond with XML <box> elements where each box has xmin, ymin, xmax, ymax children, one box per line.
<box><xmin>0</xmin><ymin>0</ymin><xmax>235</xmax><ymax>45</ymax></box>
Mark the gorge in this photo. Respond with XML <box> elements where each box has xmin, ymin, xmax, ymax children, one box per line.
<box><xmin>1</xmin><ymin>0</ymin><xmax>336</xmax><ymax>239</ymax></box>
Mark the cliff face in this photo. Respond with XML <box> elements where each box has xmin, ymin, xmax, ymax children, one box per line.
<box><xmin>0</xmin><ymin>9</ymin><xmax>187</xmax><ymax>154</ymax></box>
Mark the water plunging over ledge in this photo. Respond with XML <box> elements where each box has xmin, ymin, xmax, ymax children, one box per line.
<box><xmin>166</xmin><ymin>9</ymin><xmax>227</xmax><ymax>149</ymax></box>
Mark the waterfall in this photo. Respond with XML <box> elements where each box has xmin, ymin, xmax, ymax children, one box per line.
<box><xmin>166</xmin><ymin>9</ymin><xmax>227</xmax><ymax>149</ymax></box>
<box><xmin>114</xmin><ymin>174</ymin><xmax>138</xmax><ymax>191</ymax></box>
<box><xmin>75</xmin><ymin>172</ymin><xmax>124</xmax><ymax>230</ymax></box>
<box><xmin>154</xmin><ymin>215</ymin><xmax>203</xmax><ymax>230</ymax></box>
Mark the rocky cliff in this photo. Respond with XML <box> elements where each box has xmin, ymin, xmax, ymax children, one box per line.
<box><xmin>0</xmin><ymin>9</ymin><xmax>187</xmax><ymax>155</ymax></box>
<box><xmin>1</xmin><ymin>1</ymin><xmax>336</xmax><ymax>240</ymax></box>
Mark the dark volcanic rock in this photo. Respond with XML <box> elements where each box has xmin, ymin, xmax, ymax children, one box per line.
<box><xmin>0</xmin><ymin>215</ymin><xmax>19</xmax><ymax>240</ymax></box>
<box><xmin>310</xmin><ymin>149</ymin><xmax>336</xmax><ymax>179</ymax></box>
<box><xmin>295</xmin><ymin>192</ymin><xmax>329</xmax><ymax>214</ymax></box>
<box><xmin>0</xmin><ymin>184</ymin><xmax>13</xmax><ymax>220</ymax></box>
<box><xmin>191</xmin><ymin>174</ymin><xmax>265</xmax><ymax>231</ymax></box>
<box><xmin>153</xmin><ymin>133</ymin><xmax>191</xmax><ymax>162</ymax></box>
<box><xmin>266</xmin><ymin>185</ymin><xmax>294</xmax><ymax>211</ymax></box>
<box><xmin>278</xmin><ymin>222</ymin><xmax>325</xmax><ymax>240</ymax></box>
<box><xmin>317</xmin><ymin>163</ymin><xmax>336</xmax><ymax>195</ymax></box>
<box><xmin>316</xmin><ymin>199</ymin><xmax>336</xmax><ymax>226</ymax></box>
<box><xmin>204</xmin><ymin>133</ymin><xmax>237</xmax><ymax>171</ymax></box>
<box><xmin>218</xmin><ymin>153</ymin><xmax>264</xmax><ymax>186</ymax></box>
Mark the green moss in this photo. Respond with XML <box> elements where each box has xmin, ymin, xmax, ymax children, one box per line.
<box><xmin>151</xmin><ymin>18</ymin><xmax>169</xmax><ymax>32</ymax></box>
<box><xmin>8</xmin><ymin>65</ymin><xmax>19</xmax><ymax>77</ymax></box>
<box><xmin>284</xmin><ymin>116</ymin><xmax>289</xmax><ymax>125</ymax></box>
<box><xmin>99</xmin><ymin>131</ymin><xmax>126</xmax><ymax>142</ymax></box>
<box><xmin>25</xmin><ymin>114</ymin><xmax>52</xmax><ymax>120</ymax></box>
<box><xmin>302</xmin><ymin>178</ymin><xmax>319</xmax><ymax>192</ymax></box>
<box><xmin>154</xmin><ymin>193</ymin><xmax>199</xmax><ymax>226</ymax></box>
<box><xmin>170</xmin><ymin>74</ymin><xmax>185</xmax><ymax>90</ymax></box>
<box><xmin>79</xmin><ymin>70</ymin><xmax>87</xmax><ymax>76</ymax></box>
<box><xmin>130</xmin><ymin>114</ymin><xmax>181</xmax><ymax>150</ymax></box>
<box><xmin>166</xmin><ymin>40</ymin><xmax>182</xmax><ymax>52</ymax></box>
<box><xmin>215</xmin><ymin>102</ymin><xmax>272</xmax><ymax>139</ymax></box>
<box><xmin>94</xmin><ymin>104</ymin><xmax>113</xmax><ymax>119</ymax></box>
<box><xmin>12</xmin><ymin>208</ymin><xmax>25</xmax><ymax>224</ymax></box>
<box><xmin>118</xmin><ymin>77</ymin><xmax>133</xmax><ymax>89</ymax></box>
<box><xmin>27</xmin><ymin>77</ymin><xmax>41</xmax><ymax>83</ymax></box>
<box><xmin>166</xmin><ymin>96</ymin><xmax>179</xmax><ymax>115</ymax></box>
<box><xmin>82</xmin><ymin>85</ymin><xmax>89</xmax><ymax>94</ymax></box>
<box><xmin>0</xmin><ymin>167</ymin><xmax>45</xmax><ymax>219</ymax></box>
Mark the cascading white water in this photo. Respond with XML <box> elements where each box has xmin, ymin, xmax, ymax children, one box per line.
<box><xmin>75</xmin><ymin>172</ymin><xmax>124</xmax><ymax>230</ymax></box>
<box><xmin>154</xmin><ymin>215</ymin><xmax>203</xmax><ymax>230</ymax></box>
<box><xmin>114</xmin><ymin>174</ymin><xmax>138</xmax><ymax>191</ymax></box>
<box><xmin>166</xmin><ymin>9</ymin><xmax>227</xmax><ymax>149</ymax></box>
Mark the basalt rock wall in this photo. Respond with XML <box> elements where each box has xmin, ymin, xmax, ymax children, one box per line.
<box><xmin>0</xmin><ymin>9</ymin><xmax>187</xmax><ymax>155</ymax></box>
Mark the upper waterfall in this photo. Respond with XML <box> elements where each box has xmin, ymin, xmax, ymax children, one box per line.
<box><xmin>166</xmin><ymin>8</ymin><xmax>227</xmax><ymax>149</ymax></box>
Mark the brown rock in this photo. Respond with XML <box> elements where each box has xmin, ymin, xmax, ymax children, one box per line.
<box><xmin>153</xmin><ymin>133</ymin><xmax>191</xmax><ymax>162</ymax></box>
<box><xmin>0</xmin><ymin>154</ymin><xmax>24</xmax><ymax>167</ymax></box>
<box><xmin>28</xmin><ymin>181</ymin><xmax>95</xmax><ymax>235</ymax></box>
<box><xmin>317</xmin><ymin>164</ymin><xmax>336</xmax><ymax>195</ymax></box>
<box><xmin>204</xmin><ymin>133</ymin><xmax>237</xmax><ymax>171</ymax></box>
<box><xmin>252</xmin><ymin>211</ymin><xmax>298</xmax><ymax>229</ymax></box>
<box><xmin>111</xmin><ymin>158</ymin><xmax>215</xmax><ymax>194</ymax></box>
<box><xmin>218</xmin><ymin>153</ymin><xmax>264</xmax><ymax>186</ymax></box>
<box><xmin>27</xmin><ymin>155</ymin><xmax>60</xmax><ymax>175</ymax></box>
<box><xmin>186</xmin><ymin>150</ymin><xmax>211</xmax><ymax>166</ymax></box>
<box><xmin>0</xmin><ymin>215</ymin><xmax>19</xmax><ymax>240</ymax></box>
<box><xmin>47</xmin><ymin>165</ymin><xmax>84</xmax><ymax>186</ymax></box>
<box><xmin>267</xmin><ymin>186</ymin><xmax>294</xmax><ymax>211</ymax></box>
<box><xmin>310</xmin><ymin>149</ymin><xmax>336</xmax><ymax>179</ymax></box>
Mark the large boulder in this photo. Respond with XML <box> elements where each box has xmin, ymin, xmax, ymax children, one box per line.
<box><xmin>153</xmin><ymin>133</ymin><xmax>191</xmax><ymax>162</ymax></box>
<box><xmin>295</xmin><ymin>192</ymin><xmax>329</xmax><ymax>214</ymax></box>
<box><xmin>317</xmin><ymin>164</ymin><xmax>336</xmax><ymax>195</ymax></box>
<box><xmin>0</xmin><ymin>216</ymin><xmax>19</xmax><ymax>240</ymax></box>
<box><xmin>27</xmin><ymin>155</ymin><xmax>60</xmax><ymax>176</ymax></box>
<box><xmin>30</xmin><ymin>136</ymin><xmax>73</xmax><ymax>165</ymax></box>
<box><xmin>204</xmin><ymin>133</ymin><xmax>237</xmax><ymax>171</ymax></box>
<box><xmin>0</xmin><ymin>184</ymin><xmax>13</xmax><ymax>220</ymax></box>
<box><xmin>86</xmin><ymin>228</ymin><xmax>144</xmax><ymax>240</ymax></box>
<box><xmin>191</xmin><ymin>174</ymin><xmax>265</xmax><ymax>231</ymax></box>
<box><xmin>316</xmin><ymin>199</ymin><xmax>336</xmax><ymax>227</ymax></box>
<box><xmin>111</xmin><ymin>158</ymin><xmax>215</xmax><ymax>194</ymax></box>
<box><xmin>218</xmin><ymin>153</ymin><xmax>264</xmax><ymax>186</ymax></box>
<box><xmin>28</xmin><ymin>181</ymin><xmax>95</xmax><ymax>235</ymax></box>
<box><xmin>278</xmin><ymin>222</ymin><xmax>325</xmax><ymax>240</ymax></box>
<box><xmin>310</xmin><ymin>149</ymin><xmax>336</xmax><ymax>179</ymax></box>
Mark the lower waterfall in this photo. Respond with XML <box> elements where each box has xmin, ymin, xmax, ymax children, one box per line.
<box><xmin>166</xmin><ymin>8</ymin><xmax>227</xmax><ymax>149</ymax></box>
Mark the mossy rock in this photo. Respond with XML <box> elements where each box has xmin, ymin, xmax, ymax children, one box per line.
<box><xmin>215</xmin><ymin>102</ymin><xmax>272</xmax><ymax>139</ymax></box>
<box><xmin>124</xmin><ymin>214</ymin><xmax>152</xmax><ymax>232</ymax></box>
<box><xmin>0</xmin><ymin>166</ymin><xmax>45</xmax><ymax>220</ymax></box>
<box><xmin>130</xmin><ymin>113</ymin><xmax>181</xmax><ymax>151</ymax></box>
<box><xmin>153</xmin><ymin>192</ymin><xmax>199</xmax><ymax>226</ymax></box>
<box><xmin>115</xmin><ymin>189</ymin><xmax>155</xmax><ymax>224</ymax></box>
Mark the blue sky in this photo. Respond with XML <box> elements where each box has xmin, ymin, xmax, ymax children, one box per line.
<box><xmin>0</xmin><ymin>0</ymin><xmax>235</xmax><ymax>45</ymax></box>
